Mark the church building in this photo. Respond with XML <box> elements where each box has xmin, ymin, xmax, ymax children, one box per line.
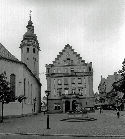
<box><xmin>46</xmin><ymin>44</ymin><xmax>94</xmax><ymax>113</ymax></box>
<box><xmin>0</xmin><ymin>15</ymin><xmax>41</xmax><ymax>116</ymax></box>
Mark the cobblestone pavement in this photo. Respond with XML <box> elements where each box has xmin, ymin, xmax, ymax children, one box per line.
<box><xmin>0</xmin><ymin>110</ymin><xmax>125</xmax><ymax>138</ymax></box>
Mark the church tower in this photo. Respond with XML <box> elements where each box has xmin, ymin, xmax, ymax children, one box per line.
<box><xmin>20</xmin><ymin>12</ymin><xmax>40</xmax><ymax>78</ymax></box>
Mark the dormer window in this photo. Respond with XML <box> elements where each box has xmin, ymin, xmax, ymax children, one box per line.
<box><xmin>67</xmin><ymin>58</ymin><xmax>70</xmax><ymax>60</ymax></box>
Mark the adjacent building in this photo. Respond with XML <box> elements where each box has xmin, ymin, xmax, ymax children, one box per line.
<box><xmin>98</xmin><ymin>72</ymin><xmax>121</xmax><ymax>103</ymax></box>
<box><xmin>0</xmin><ymin>15</ymin><xmax>41</xmax><ymax>116</ymax></box>
<box><xmin>46</xmin><ymin>44</ymin><xmax>94</xmax><ymax>113</ymax></box>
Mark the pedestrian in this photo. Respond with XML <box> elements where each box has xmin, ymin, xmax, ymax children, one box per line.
<box><xmin>116</xmin><ymin>109</ymin><xmax>120</xmax><ymax>118</ymax></box>
<box><xmin>101</xmin><ymin>107</ymin><xmax>103</xmax><ymax>113</ymax></box>
<box><xmin>100</xmin><ymin>107</ymin><xmax>102</xmax><ymax>114</ymax></box>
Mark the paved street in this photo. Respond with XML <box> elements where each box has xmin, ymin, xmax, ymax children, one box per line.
<box><xmin>0</xmin><ymin>110</ymin><xmax>125</xmax><ymax>138</ymax></box>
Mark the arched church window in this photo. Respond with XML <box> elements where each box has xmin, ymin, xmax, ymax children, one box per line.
<box><xmin>33</xmin><ymin>48</ymin><xmax>35</xmax><ymax>53</ymax></box>
<box><xmin>10</xmin><ymin>74</ymin><xmax>16</xmax><ymax>101</ymax></box>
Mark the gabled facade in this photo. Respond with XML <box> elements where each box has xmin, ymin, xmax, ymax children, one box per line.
<box><xmin>46</xmin><ymin>44</ymin><xmax>94</xmax><ymax>113</ymax></box>
<box><xmin>98</xmin><ymin>72</ymin><xmax>121</xmax><ymax>103</ymax></box>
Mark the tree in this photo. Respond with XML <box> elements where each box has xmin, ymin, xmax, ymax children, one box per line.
<box><xmin>0</xmin><ymin>72</ymin><xmax>15</xmax><ymax>122</ymax></box>
<box><xmin>111</xmin><ymin>59</ymin><xmax>125</xmax><ymax>109</ymax></box>
<box><xmin>113</xmin><ymin>59</ymin><xmax>125</xmax><ymax>94</ymax></box>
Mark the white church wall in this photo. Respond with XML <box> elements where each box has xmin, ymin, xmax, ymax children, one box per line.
<box><xmin>3</xmin><ymin>102</ymin><xmax>33</xmax><ymax>116</ymax></box>
<box><xmin>0</xmin><ymin>59</ymin><xmax>41</xmax><ymax>115</ymax></box>
<box><xmin>23</xmin><ymin>65</ymin><xmax>41</xmax><ymax>113</ymax></box>
<box><xmin>0</xmin><ymin>59</ymin><xmax>23</xmax><ymax>97</ymax></box>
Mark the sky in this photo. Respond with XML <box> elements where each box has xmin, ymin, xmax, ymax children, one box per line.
<box><xmin>0</xmin><ymin>0</ymin><xmax>125</xmax><ymax>98</ymax></box>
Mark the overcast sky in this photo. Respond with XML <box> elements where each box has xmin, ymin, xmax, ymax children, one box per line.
<box><xmin>0</xmin><ymin>0</ymin><xmax>125</xmax><ymax>97</ymax></box>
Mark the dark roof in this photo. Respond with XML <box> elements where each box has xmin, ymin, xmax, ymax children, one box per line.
<box><xmin>0</xmin><ymin>43</ymin><xmax>41</xmax><ymax>86</ymax></box>
<box><xmin>0</xmin><ymin>43</ymin><xmax>19</xmax><ymax>62</ymax></box>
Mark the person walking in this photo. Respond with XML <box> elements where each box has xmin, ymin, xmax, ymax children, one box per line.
<box><xmin>116</xmin><ymin>109</ymin><xmax>120</xmax><ymax>118</ymax></box>
<box><xmin>100</xmin><ymin>107</ymin><xmax>102</xmax><ymax>114</ymax></box>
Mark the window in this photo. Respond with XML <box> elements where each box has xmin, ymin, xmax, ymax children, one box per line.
<box><xmin>83</xmin><ymin>68</ymin><xmax>86</xmax><ymax>72</ymax></box>
<box><xmin>54</xmin><ymin>104</ymin><xmax>61</xmax><ymax>110</ymax></box>
<box><xmin>78</xmin><ymin>78</ymin><xmax>82</xmax><ymax>84</ymax></box>
<box><xmin>72</xmin><ymin>88</ymin><xmax>76</xmax><ymax>94</ymax></box>
<box><xmin>71</xmin><ymin>68</ymin><xmax>74</xmax><ymax>73</ymax></box>
<box><xmin>53</xmin><ymin>79</ymin><xmax>56</xmax><ymax>86</ymax></box>
<box><xmin>57</xmin><ymin>68</ymin><xmax>61</xmax><ymax>73</ymax></box>
<box><xmin>27</xmin><ymin>47</ymin><xmax>29</xmax><ymax>53</ymax></box>
<box><xmin>67</xmin><ymin>58</ymin><xmax>70</xmax><ymax>65</ymax></box>
<box><xmin>53</xmin><ymin>88</ymin><xmax>56</xmax><ymax>96</ymax></box>
<box><xmin>89</xmin><ymin>67</ymin><xmax>91</xmax><ymax>71</ymax></box>
<box><xmin>28</xmin><ymin>81</ymin><xmax>30</xmax><ymax>103</ymax></box>
<box><xmin>64</xmin><ymin>60</ymin><xmax>67</xmax><ymax>65</ymax></box>
<box><xmin>57</xmin><ymin>88</ymin><xmax>62</xmax><ymax>96</ymax></box>
<box><xmin>64</xmin><ymin>78</ymin><xmax>68</xmax><ymax>85</ymax></box>
<box><xmin>64</xmin><ymin>88</ymin><xmax>69</xmax><ymax>94</ymax></box>
<box><xmin>31</xmin><ymin>84</ymin><xmax>32</xmax><ymax>104</ymax></box>
<box><xmin>10</xmin><ymin>74</ymin><xmax>16</xmax><ymax>101</ymax></box>
<box><xmin>84</xmin><ymin>83</ymin><xmax>86</xmax><ymax>88</ymax></box>
<box><xmin>71</xmin><ymin>78</ymin><xmax>75</xmax><ymax>84</ymax></box>
<box><xmin>78</xmin><ymin>88</ymin><xmax>83</xmax><ymax>95</ymax></box>
<box><xmin>53</xmin><ymin>69</ymin><xmax>55</xmax><ymax>73</ymax></box>
<box><xmin>24</xmin><ymin>78</ymin><xmax>26</xmax><ymax>96</ymax></box>
<box><xmin>83</xmin><ymin>77</ymin><xmax>86</xmax><ymax>88</ymax></box>
<box><xmin>58</xmin><ymin>79</ymin><xmax>62</xmax><ymax>85</ymax></box>
<box><xmin>47</xmin><ymin>68</ymin><xmax>50</xmax><ymax>73</ymax></box>
<box><xmin>67</xmin><ymin>58</ymin><xmax>70</xmax><ymax>60</ymax></box>
<box><xmin>33</xmin><ymin>48</ymin><xmax>35</xmax><ymax>53</ymax></box>
<box><xmin>64</xmin><ymin>68</ymin><xmax>68</xmax><ymax>73</ymax></box>
<box><xmin>71</xmin><ymin>60</ymin><xmax>73</xmax><ymax>65</ymax></box>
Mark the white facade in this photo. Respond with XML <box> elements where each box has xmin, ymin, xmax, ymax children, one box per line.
<box><xmin>0</xmin><ymin>58</ymin><xmax>41</xmax><ymax>116</ymax></box>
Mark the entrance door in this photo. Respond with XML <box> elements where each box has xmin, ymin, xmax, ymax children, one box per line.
<box><xmin>65</xmin><ymin>100</ymin><xmax>70</xmax><ymax>112</ymax></box>
<box><xmin>72</xmin><ymin>100</ymin><xmax>77</xmax><ymax>111</ymax></box>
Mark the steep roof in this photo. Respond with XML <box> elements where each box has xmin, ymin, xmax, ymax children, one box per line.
<box><xmin>0</xmin><ymin>43</ymin><xmax>41</xmax><ymax>86</ymax></box>
<box><xmin>52</xmin><ymin>44</ymin><xmax>87</xmax><ymax>66</ymax></box>
<box><xmin>0</xmin><ymin>43</ymin><xmax>19</xmax><ymax>62</ymax></box>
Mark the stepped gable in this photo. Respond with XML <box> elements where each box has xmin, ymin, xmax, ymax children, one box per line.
<box><xmin>0</xmin><ymin>43</ymin><xmax>19</xmax><ymax>62</ymax></box>
<box><xmin>52</xmin><ymin>44</ymin><xmax>86</xmax><ymax>65</ymax></box>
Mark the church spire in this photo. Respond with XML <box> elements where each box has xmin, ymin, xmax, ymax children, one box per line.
<box><xmin>29</xmin><ymin>10</ymin><xmax>32</xmax><ymax>21</ymax></box>
<box><xmin>26</xmin><ymin>10</ymin><xmax>34</xmax><ymax>33</ymax></box>
<box><xmin>20</xmin><ymin>11</ymin><xmax>40</xmax><ymax>50</ymax></box>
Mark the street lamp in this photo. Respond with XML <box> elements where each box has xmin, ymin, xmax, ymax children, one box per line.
<box><xmin>45</xmin><ymin>90</ymin><xmax>50</xmax><ymax>129</ymax></box>
<box><xmin>45</xmin><ymin>90</ymin><xmax>50</xmax><ymax>112</ymax></box>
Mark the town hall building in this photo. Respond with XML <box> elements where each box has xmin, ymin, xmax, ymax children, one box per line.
<box><xmin>46</xmin><ymin>44</ymin><xmax>94</xmax><ymax>113</ymax></box>
<box><xmin>0</xmin><ymin>15</ymin><xmax>41</xmax><ymax>116</ymax></box>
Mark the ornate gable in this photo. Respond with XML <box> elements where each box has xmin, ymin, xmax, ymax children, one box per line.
<box><xmin>53</xmin><ymin>44</ymin><xmax>86</xmax><ymax>66</ymax></box>
<box><xmin>0</xmin><ymin>43</ymin><xmax>19</xmax><ymax>62</ymax></box>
